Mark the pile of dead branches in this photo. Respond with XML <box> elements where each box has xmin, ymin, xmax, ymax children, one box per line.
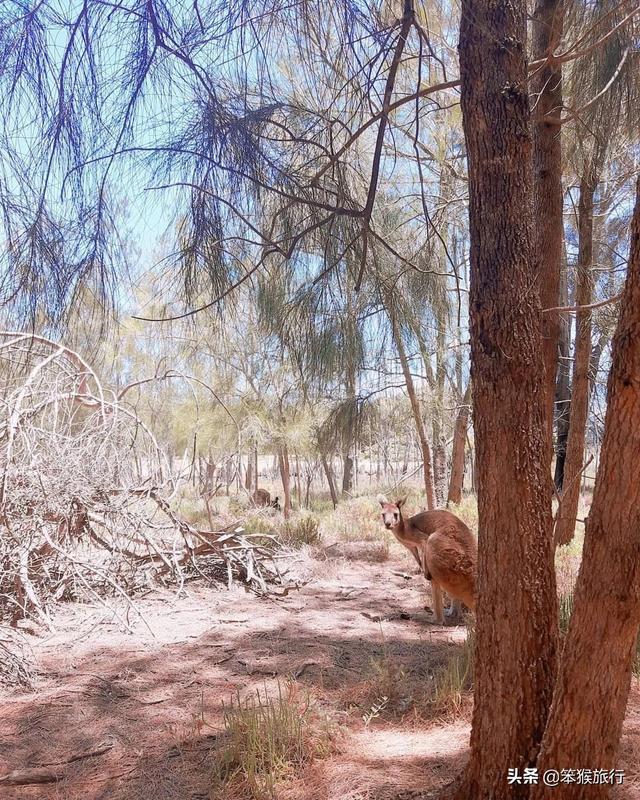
<box><xmin>0</xmin><ymin>332</ymin><xmax>293</xmax><ymax>633</ymax></box>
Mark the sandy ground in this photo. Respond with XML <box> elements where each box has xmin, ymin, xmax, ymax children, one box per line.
<box><xmin>1</xmin><ymin>549</ymin><xmax>639</xmax><ymax>800</ymax></box>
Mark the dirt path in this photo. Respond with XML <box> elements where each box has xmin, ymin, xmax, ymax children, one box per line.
<box><xmin>1</xmin><ymin>553</ymin><xmax>639</xmax><ymax>800</ymax></box>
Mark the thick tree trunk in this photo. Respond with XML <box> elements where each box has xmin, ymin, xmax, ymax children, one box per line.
<box><xmin>447</xmin><ymin>383</ymin><xmax>471</xmax><ymax>506</ymax></box>
<box><xmin>532</xmin><ymin>0</ymin><xmax>564</xmax><ymax>448</ymax></box>
<box><xmin>278</xmin><ymin>444</ymin><xmax>292</xmax><ymax>518</ymax></box>
<box><xmin>455</xmin><ymin>2</ymin><xmax>558</xmax><ymax>797</ymax></box>
<box><xmin>554</xmin><ymin>257</ymin><xmax>572</xmax><ymax>490</ymax></box>
<box><xmin>391</xmin><ymin>316</ymin><xmax>436</xmax><ymax>510</ymax></box>
<box><xmin>532</xmin><ymin>177</ymin><xmax>640</xmax><ymax>800</ymax></box>
<box><xmin>554</xmin><ymin>175</ymin><xmax>597</xmax><ymax>546</ymax></box>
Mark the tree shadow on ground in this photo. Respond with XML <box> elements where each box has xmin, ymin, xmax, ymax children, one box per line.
<box><xmin>1</xmin><ymin>567</ymin><xmax>638</xmax><ymax>800</ymax></box>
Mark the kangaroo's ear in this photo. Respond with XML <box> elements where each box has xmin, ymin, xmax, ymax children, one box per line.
<box><xmin>376</xmin><ymin>493</ymin><xmax>388</xmax><ymax>507</ymax></box>
<box><xmin>395</xmin><ymin>496</ymin><xmax>408</xmax><ymax>509</ymax></box>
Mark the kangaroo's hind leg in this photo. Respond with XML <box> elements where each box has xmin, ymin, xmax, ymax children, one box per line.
<box><xmin>418</xmin><ymin>544</ymin><xmax>444</xmax><ymax>624</ymax></box>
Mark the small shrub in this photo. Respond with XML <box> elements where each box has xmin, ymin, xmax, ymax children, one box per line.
<box><xmin>362</xmin><ymin>695</ymin><xmax>389</xmax><ymax>728</ymax></box>
<box><xmin>211</xmin><ymin>682</ymin><xmax>334</xmax><ymax>799</ymax></box>
<box><xmin>242</xmin><ymin>514</ymin><xmax>278</xmax><ymax>537</ymax></box>
<box><xmin>359</xmin><ymin>626</ymin><xmax>412</xmax><ymax>719</ymax></box>
<box><xmin>280</xmin><ymin>512</ymin><xmax>321</xmax><ymax>547</ymax></box>
<box><xmin>371</xmin><ymin>651</ymin><xmax>408</xmax><ymax>700</ymax></box>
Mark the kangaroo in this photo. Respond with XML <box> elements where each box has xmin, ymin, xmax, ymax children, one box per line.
<box><xmin>253</xmin><ymin>488</ymin><xmax>281</xmax><ymax>511</ymax></box>
<box><xmin>377</xmin><ymin>495</ymin><xmax>477</xmax><ymax>624</ymax></box>
<box><xmin>253</xmin><ymin>488</ymin><xmax>272</xmax><ymax>506</ymax></box>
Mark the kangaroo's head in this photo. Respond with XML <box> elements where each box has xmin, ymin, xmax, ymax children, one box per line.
<box><xmin>377</xmin><ymin>494</ymin><xmax>406</xmax><ymax>530</ymax></box>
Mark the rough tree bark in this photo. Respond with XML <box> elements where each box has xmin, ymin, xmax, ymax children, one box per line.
<box><xmin>532</xmin><ymin>0</ymin><xmax>564</xmax><ymax>447</ymax></box>
<box><xmin>453</xmin><ymin>1</ymin><xmax>558</xmax><ymax>796</ymax></box>
<box><xmin>447</xmin><ymin>382</ymin><xmax>471</xmax><ymax>506</ymax></box>
<box><xmin>533</xmin><ymin>176</ymin><xmax>640</xmax><ymax>800</ymax></box>
<box><xmin>554</xmin><ymin>173</ymin><xmax>597</xmax><ymax>546</ymax></box>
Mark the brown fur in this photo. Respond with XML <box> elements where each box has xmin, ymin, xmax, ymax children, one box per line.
<box><xmin>253</xmin><ymin>488</ymin><xmax>281</xmax><ymax>511</ymax></box>
<box><xmin>254</xmin><ymin>488</ymin><xmax>272</xmax><ymax>506</ymax></box>
<box><xmin>377</xmin><ymin>496</ymin><xmax>477</xmax><ymax>620</ymax></box>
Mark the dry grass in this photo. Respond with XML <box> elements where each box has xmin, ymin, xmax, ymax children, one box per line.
<box><xmin>211</xmin><ymin>681</ymin><xmax>337</xmax><ymax>800</ymax></box>
<box><xmin>431</xmin><ymin>630</ymin><xmax>474</xmax><ymax>717</ymax></box>
<box><xmin>322</xmin><ymin>540</ymin><xmax>390</xmax><ymax>563</ymax></box>
<box><xmin>319</xmin><ymin>496</ymin><xmax>388</xmax><ymax>543</ymax></box>
<box><xmin>342</xmin><ymin>626</ymin><xmax>475</xmax><ymax>727</ymax></box>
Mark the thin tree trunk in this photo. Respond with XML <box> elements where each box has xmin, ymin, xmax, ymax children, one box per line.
<box><xmin>278</xmin><ymin>444</ymin><xmax>292</xmax><ymax>519</ymax></box>
<box><xmin>588</xmin><ymin>331</ymin><xmax>607</xmax><ymax>405</ymax></box>
<box><xmin>295</xmin><ymin>454</ymin><xmax>302</xmax><ymax>503</ymax></box>
<box><xmin>401</xmin><ymin>442</ymin><xmax>409</xmax><ymax>476</ymax></box>
<box><xmin>342</xmin><ymin>454</ymin><xmax>354</xmax><ymax>495</ymax></box>
<box><xmin>245</xmin><ymin>452</ymin><xmax>253</xmax><ymax>492</ymax></box>
<box><xmin>433</xmin><ymin>443</ymin><xmax>446</xmax><ymax>506</ymax></box>
<box><xmin>554</xmin><ymin>255</ymin><xmax>572</xmax><ymax>490</ymax></box>
<box><xmin>390</xmin><ymin>315</ymin><xmax>436</xmax><ymax>510</ymax></box>
<box><xmin>253</xmin><ymin>444</ymin><xmax>258</xmax><ymax>495</ymax></box>
<box><xmin>390</xmin><ymin>312</ymin><xmax>443</xmax><ymax>618</ymax></box>
<box><xmin>305</xmin><ymin>466</ymin><xmax>312</xmax><ymax>508</ymax></box>
<box><xmin>447</xmin><ymin>383</ymin><xmax>471</xmax><ymax>506</ymax></box>
<box><xmin>414</xmin><ymin>325</ymin><xmax>436</xmax><ymax>387</ymax></box>
<box><xmin>432</xmin><ymin>295</ymin><xmax>448</xmax><ymax>506</ymax></box>
<box><xmin>554</xmin><ymin>175</ymin><xmax>597</xmax><ymax>546</ymax></box>
<box><xmin>469</xmin><ymin>439</ymin><xmax>477</xmax><ymax>495</ymax></box>
<box><xmin>532</xmin><ymin>0</ymin><xmax>564</xmax><ymax>448</ymax></box>
<box><xmin>533</xmin><ymin>176</ymin><xmax>640</xmax><ymax>800</ymax></box>
<box><xmin>455</xmin><ymin>2</ymin><xmax>558</xmax><ymax>796</ymax></box>
<box><xmin>320</xmin><ymin>451</ymin><xmax>338</xmax><ymax>509</ymax></box>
